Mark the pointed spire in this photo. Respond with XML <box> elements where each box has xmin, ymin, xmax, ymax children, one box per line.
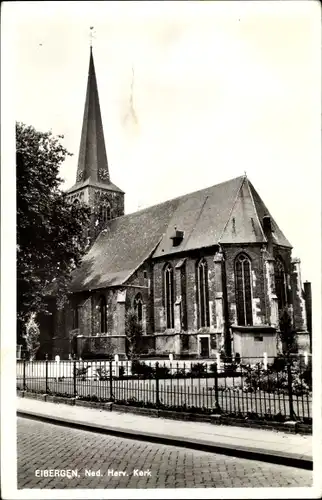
<box><xmin>75</xmin><ymin>47</ymin><xmax>110</xmax><ymax>185</ymax></box>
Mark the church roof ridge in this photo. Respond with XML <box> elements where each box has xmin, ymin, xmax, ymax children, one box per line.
<box><xmin>70</xmin><ymin>174</ymin><xmax>292</xmax><ymax>292</ymax></box>
<box><xmin>113</xmin><ymin>175</ymin><xmax>246</xmax><ymax>220</ymax></box>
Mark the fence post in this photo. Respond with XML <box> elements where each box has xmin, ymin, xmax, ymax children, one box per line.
<box><xmin>287</xmin><ymin>358</ymin><xmax>296</xmax><ymax>420</ymax></box>
<box><xmin>55</xmin><ymin>355</ymin><xmax>61</xmax><ymax>382</ymax></box>
<box><xmin>216</xmin><ymin>352</ymin><xmax>221</xmax><ymax>372</ymax></box>
<box><xmin>73</xmin><ymin>355</ymin><xmax>77</xmax><ymax>398</ymax></box>
<box><xmin>114</xmin><ymin>354</ymin><xmax>119</xmax><ymax>378</ymax></box>
<box><xmin>109</xmin><ymin>360</ymin><xmax>114</xmax><ymax>400</ymax></box>
<box><xmin>304</xmin><ymin>351</ymin><xmax>308</xmax><ymax>366</ymax></box>
<box><xmin>263</xmin><ymin>352</ymin><xmax>268</xmax><ymax>371</ymax></box>
<box><xmin>23</xmin><ymin>353</ymin><xmax>26</xmax><ymax>391</ymax></box>
<box><xmin>45</xmin><ymin>354</ymin><xmax>49</xmax><ymax>394</ymax></box>
<box><xmin>213</xmin><ymin>362</ymin><xmax>220</xmax><ymax>412</ymax></box>
<box><xmin>155</xmin><ymin>362</ymin><xmax>160</xmax><ymax>406</ymax></box>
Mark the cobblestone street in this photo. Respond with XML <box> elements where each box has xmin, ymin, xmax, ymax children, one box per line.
<box><xmin>17</xmin><ymin>417</ymin><xmax>312</xmax><ymax>489</ymax></box>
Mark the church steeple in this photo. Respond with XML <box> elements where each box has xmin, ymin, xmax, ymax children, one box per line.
<box><xmin>66</xmin><ymin>42</ymin><xmax>124</xmax><ymax>242</ymax></box>
<box><xmin>76</xmin><ymin>47</ymin><xmax>110</xmax><ymax>185</ymax></box>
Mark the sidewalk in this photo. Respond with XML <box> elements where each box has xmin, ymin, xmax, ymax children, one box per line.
<box><xmin>17</xmin><ymin>397</ymin><xmax>312</xmax><ymax>469</ymax></box>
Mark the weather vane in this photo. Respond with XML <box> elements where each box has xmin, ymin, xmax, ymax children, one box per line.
<box><xmin>89</xmin><ymin>26</ymin><xmax>96</xmax><ymax>48</ymax></box>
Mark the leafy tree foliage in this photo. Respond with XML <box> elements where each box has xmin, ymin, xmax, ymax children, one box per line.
<box><xmin>23</xmin><ymin>313</ymin><xmax>40</xmax><ymax>360</ymax></box>
<box><xmin>279</xmin><ymin>306</ymin><xmax>298</xmax><ymax>355</ymax></box>
<box><xmin>17</xmin><ymin>122</ymin><xmax>90</xmax><ymax>338</ymax></box>
<box><xmin>125</xmin><ymin>308</ymin><xmax>143</xmax><ymax>360</ymax></box>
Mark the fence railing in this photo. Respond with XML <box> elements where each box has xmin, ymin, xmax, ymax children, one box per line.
<box><xmin>16</xmin><ymin>355</ymin><xmax>312</xmax><ymax>423</ymax></box>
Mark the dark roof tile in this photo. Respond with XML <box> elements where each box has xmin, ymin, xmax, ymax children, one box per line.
<box><xmin>71</xmin><ymin>175</ymin><xmax>291</xmax><ymax>292</ymax></box>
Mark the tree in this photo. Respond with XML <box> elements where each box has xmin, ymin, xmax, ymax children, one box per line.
<box><xmin>23</xmin><ymin>313</ymin><xmax>40</xmax><ymax>360</ymax></box>
<box><xmin>279</xmin><ymin>306</ymin><xmax>298</xmax><ymax>356</ymax></box>
<box><xmin>17</xmin><ymin>122</ymin><xmax>90</xmax><ymax>341</ymax></box>
<box><xmin>125</xmin><ymin>308</ymin><xmax>143</xmax><ymax>360</ymax></box>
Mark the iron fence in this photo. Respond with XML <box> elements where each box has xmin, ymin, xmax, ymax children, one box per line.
<box><xmin>16</xmin><ymin>354</ymin><xmax>312</xmax><ymax>423</ymax></box>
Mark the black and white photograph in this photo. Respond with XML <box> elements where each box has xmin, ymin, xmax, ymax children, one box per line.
<box><xmin>1</xmin><ymin>1</ymin><xmax>321</xmax><ymax>498</ymax></box>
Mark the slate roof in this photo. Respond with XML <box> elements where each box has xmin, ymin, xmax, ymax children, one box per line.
<box><xmin>65</xmin><ymin>178</ymin><xmax>124</xmax><ymax>195</ymax></box>
<box><xmin>248</xmin><ymin>182</ymin><xmax>292</xmax><ymax>249</ymax></box>
<box><xmin>70</xmin><ymin>175</ymin><xmax>291</xmax><ymax>292</ymax></box>
<box><xmin>70</xmin><ymin>197</ymin><xmax>181</xmax><ymax>292</ymax></box>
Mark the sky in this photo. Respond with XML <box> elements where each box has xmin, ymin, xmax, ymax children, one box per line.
<box><xmin>2</xmin><ymin>0</ymin><xmax>321</xmax><ymax>292</ymax></box>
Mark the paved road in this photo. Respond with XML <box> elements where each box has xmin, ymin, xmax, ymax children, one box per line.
<box><xmin>17</xmin><ymin>417</ymin><xmax>312</xmax><ymax>489</ymax></box>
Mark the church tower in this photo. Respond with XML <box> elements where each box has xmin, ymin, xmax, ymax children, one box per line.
<box><xmin>66</xmin><ymin>46</ymin><xmax>124</xmax><ymax>241</ymax></box>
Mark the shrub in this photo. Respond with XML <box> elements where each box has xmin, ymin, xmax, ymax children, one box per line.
<box><xmin>188</xmin><ymin>363</ymin><xmax>206</xmax><ymax>377</ymax></box>
<box><xmin>270</xmin><ymin>355</ymin><xmax>287</xmax><ymax>372</ymax></box>
<box><xmin>125</xmin><ymin>309</ymin><xmax>143</xmax><ymax>360</ymax></box>
<box><xmin>23</xmin><ymin>313</ymin><xmax>40</xmax><ymax>361</ymax></box>
<box><xmin>131</xmin><ymin>360</ymin><xmax>155</xmax><ymax>379</ymax></box>
<box><xmin>95</xmin><ymin>366</ymin><xmax>109</xmax><ymax>381</ymax></box>
<box><xmin>279</xmin><ymin>306</ymin><xmax>298</xmax><ymax>355</ymax></box>
<box><xmin>209</xmin><ymin>363</ymin><xmax>218</xmax><ymax>374</ymax></box>
<box><xmin>81</xmin><ymin>351</ymin><xmax>112</xmax><ymax>360</ymax></box>
<box><xmin>173</xmin><ymin>367</ymin><xmax>188</xmax><ymax>378</ymax></box>
<box><xmin>76</xmin><ymin>366</ymin><xmax>89</xmax><ymax>380</ymax></box>
<box><xmin>239</xmin><ymin>357</ymin><xmax>311</xmax><ymax>395</ymax></box>
<box><xmin>156</xmin><ymin>365</ymin><xmax>170</xmax><ymax>378</ymax></box>
<box><xmin>223</xmin><ymin>363</ymin><xmax>238</xmax><ymax>375</ymax></box>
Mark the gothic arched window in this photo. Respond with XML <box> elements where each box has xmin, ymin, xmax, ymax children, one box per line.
<box><xmin>134</xmin><ymin>293</ymin><xmax>143</xmax><ymax>323</ymax></box>
<box><xmin>275</xmin><ymin>257</ymin><xmax>287</xmax><ymax>311</ymax></box>
<box><xmin>196</xmin><ymin>259</ymin><xmax>210</xmax><ymax>328</ymax></box>
<box><xmin>164</xmin><ymin>264</ymin><xmax>174</xmax><ymax>329</ymax></box>
<box><xmin>99</xmin><ymin>295</ymin><xmax>107</xmax><ymax>333</ymax></box>
<box><xmin>235</xmin><ymin>253</ymin><xmax>253</xmax><ymax>326</ymax></box>
<box><xmin>99</xmin><ymin>203</ymin><xmax>111</xmax><ymax>225</ymax></box>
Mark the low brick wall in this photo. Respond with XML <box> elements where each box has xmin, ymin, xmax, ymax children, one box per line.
<box><xmin>17</xmin><ymin>390</ymin><xmax>311</xmax><ymax>435</ymax></box>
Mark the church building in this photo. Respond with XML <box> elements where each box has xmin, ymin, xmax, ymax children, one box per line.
<box><xmin>38</xmin><ymin>48</ymin><xmax>311</xmax><ymax>361</ymax></box>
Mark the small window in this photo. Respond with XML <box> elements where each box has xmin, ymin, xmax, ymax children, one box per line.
<box><xmin>254</xmin><ymin>335</ymin><xmax>263</xmax><ymax>342</ymax></box>
<box><xmin>143</xmin><ymin>270</ymin><xmax>148</xmax><ymax>280</ymax></box>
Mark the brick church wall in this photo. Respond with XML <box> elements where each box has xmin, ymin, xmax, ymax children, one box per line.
<box><xmin>124</xmin><ymin>265</ymin><xmax>154</xmax><ymax>338</ymax></box>
<box><xmin>273</xmin><ymin>246</ymin><xmax>293</xmax><ymax>304</ymax></box>
<box><xmin>223</xmin><ymin>244</ymin><xmax>266</xmax><ymax>326</ymax></box>
<box><xmin>153</xmin><ymin>250</ymin><xmax>220</xmax><ymax>335</ymax></box>
<box><xmin>154</xmin><ymin>256</ymin><xmax>193</xmax><ymax>333</ymax></box>
<box><xmin>88</xmin><ymin>188</ymin><xmax>124</xmax><ymax>220</ymax></box>
<box><xmin>48</xmin><ymin>242</ymin><xmax>303</xmax><ymax>360</ymax></box>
